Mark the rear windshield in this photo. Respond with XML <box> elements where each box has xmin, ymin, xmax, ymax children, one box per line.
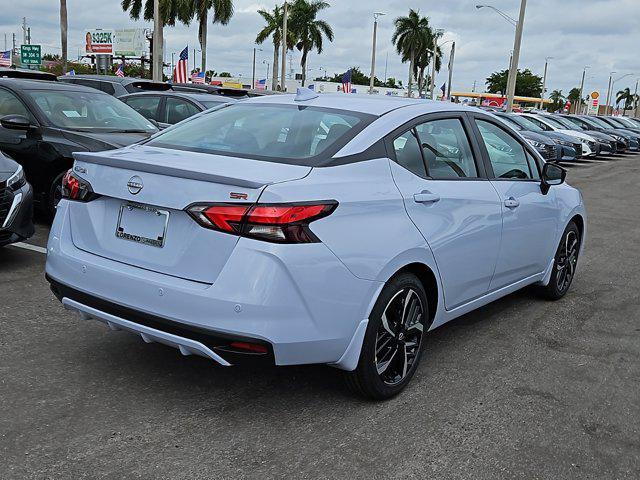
<box><xmin>146</xmin><ymin>103</ymin><xmax>373</xmax><ymax>166</ymax></box>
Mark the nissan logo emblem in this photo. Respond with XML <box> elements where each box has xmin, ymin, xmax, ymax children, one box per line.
<box><xmin>127</xmin><ymin>176</ymin><xmax>143</xmax><ymax>195</ymax></box>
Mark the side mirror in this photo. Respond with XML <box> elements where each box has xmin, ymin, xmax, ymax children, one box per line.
<box><xmin>0</xmin><ymin>114</ymin><xmax>32</xmax><ymax>131</ymax></box>
<box><xmin>541</xmin><ymin>162</ymin><xmax>566</xmax><ymax>194</ymax></box>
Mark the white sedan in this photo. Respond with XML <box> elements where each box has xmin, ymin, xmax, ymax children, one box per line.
<box><xmin>519</xmin><ymin>113</ymin><xmax>599</xmax><ymax>157</ymax></box>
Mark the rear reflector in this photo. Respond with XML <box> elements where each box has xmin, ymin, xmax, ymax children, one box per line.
<box><xmin>229</xmin><ymin>342</ymin><xmax>268</xmax><ymax>354</ymax></box>
<box><xmin>186</xmin><ymin>201</ymin><xmax>337</xmax><ymax>243</ymax></box>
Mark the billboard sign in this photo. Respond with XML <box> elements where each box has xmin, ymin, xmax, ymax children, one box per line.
<box><xmin>85</xmin><ymin>29</ymin><xmax>114</xmax><ymax>54</ymax></box>
<box><xmin>114</xmin><ymin>29</ymin><xmax>146</xmax><ymax>57</ymax></box>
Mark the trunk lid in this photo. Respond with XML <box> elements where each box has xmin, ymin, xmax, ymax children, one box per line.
<box><xmin>68</xmin><ymin>145</ymin><xmax>311</xmax><ymax>284</ymax></box>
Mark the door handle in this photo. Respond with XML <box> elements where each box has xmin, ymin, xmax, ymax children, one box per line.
<box><xmin>413</xmin><ymin>191</ymin><xmax>440</xmax><ymax>204</ymax></box>
<box><xmin>504</xmin><ymin>197</ymin><xmax>520</xmax><ymax>209</ymax></box>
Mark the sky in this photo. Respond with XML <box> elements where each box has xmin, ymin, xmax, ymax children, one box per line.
<box><xmin>2</xmin><ymin>0</ymin><xmax>640</xmax><ymax>97</ymax></box>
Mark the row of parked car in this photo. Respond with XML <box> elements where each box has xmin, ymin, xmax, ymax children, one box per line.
<box><xmin>0</xmin><ymin>68</ymin><xmax>637</xmax><ymax>250</ymax></box>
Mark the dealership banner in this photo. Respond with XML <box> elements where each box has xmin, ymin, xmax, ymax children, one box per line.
<box><xmin>85</xmin><ymin>29</ymin><xmax>115</xmax><ymax>55</ymax></box>
<box><xmin>114</xmin><ymin>29</ymin><xmax>146</xmax><ymax>57</ymax></box>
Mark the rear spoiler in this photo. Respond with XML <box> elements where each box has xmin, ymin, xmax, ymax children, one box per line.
<box><xmin>130</xmin><ymin>81</ymin><xmax>172</xmax><ymax>92</ymax></box>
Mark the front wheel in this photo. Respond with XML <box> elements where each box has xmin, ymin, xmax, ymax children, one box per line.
<box><xmin>542</xmin><ymin>222</ymin><xmax>581</xmax><ymax>300</ymax></box>
<box><xmin>344</xmin><ymin>273</ymin><xmax>428</xmax><ymax>400</ymax></box>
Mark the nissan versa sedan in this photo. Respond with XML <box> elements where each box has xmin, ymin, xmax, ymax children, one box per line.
<box><xmin>45</xmin><ymin>92</ymin><xmax>586</xmax><ymax>399</ymax></box>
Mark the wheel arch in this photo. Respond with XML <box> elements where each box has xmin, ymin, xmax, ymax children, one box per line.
<box><xmin>387</xmin><ymin>262</ymin><xmax>439</xmax><ymax>329</ymax></box>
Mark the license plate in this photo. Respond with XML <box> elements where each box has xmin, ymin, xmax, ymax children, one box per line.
<box><xmin>115</xmin><ymin>203</ymin><xmax>169</xmax><ymax>248</ymax></box>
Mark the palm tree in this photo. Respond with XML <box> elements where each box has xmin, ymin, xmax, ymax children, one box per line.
<box><xmin>392</xmin><ymin>9</ymin><xmax>431</xmax><ymax>97</ymax></box>
<box><xmin>60</xmin><ymin>0</ymin><xmax>68</xmax><ymax>74</ymax></box>
<box><xmin>616</xmin><ymin>87</ymin><xmax>636</xmax><ymax>111</ymax></box>
<box><xmin>289</xmin><ymin>0</ymin><xmax>334</xmax><ymax>87</ymax></box>
<box><xmin>256</xmin><ymin>4</ymin><xmax>288</xmax><ymax>91</ymax></box>
<box><xmin>548</xmin><ymin>89</ymin><xmax>564</xmax><ymax>112</ymax></box>
<box><xmin>414</xmin><ymin>40</ymin><xmax>441</xmax><ymax>97</ymax></box>
<box><xmin>178</xmin><ymin>0</ymin><xmax>234</xmax><ymax>73</ymax></box>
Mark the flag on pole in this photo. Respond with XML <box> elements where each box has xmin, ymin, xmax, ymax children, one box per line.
<box><xmin>115</xmin><ymin>63</ymin><xmax>125</xmax><ymax>78</ymax></box>
<box><xmin>67</xmin><ymin>69</ymin><xmax>76</xmax><ymax>76</ymax></box>
<box><xmin>440</xmin><ymin>83</ymin><xmax>446</xmax><ymax>100</ymax></box>
<box><xmin>191</xmin><ymin>70</ymin><xmax>205</xmax><ymax>84</ymax></box>
<box><xmin>341</xmin><ymin>69</ymin><xmax>352</xmax><ymax>93</ymax></box>
<box><xmin>0</xmin><ymin>50</ymin><xmax>11</xmax><ymax>67</ymax></box>
<box><xmin>173</xmin><ymin>46</ymin><xmax>188</xmax><ymax>83</ymax></box>
<box><xmin>254</xmin><ymin>78</ymin><xmax>266</xmax><ymax>90</ymax></box>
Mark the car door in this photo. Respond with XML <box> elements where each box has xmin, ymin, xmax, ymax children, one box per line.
<box><xmin>164</xmin><ymin>97</ymin><xmax>201</xmax><ymax>125</ymax></box>
<box><xmin>122</xmin><ymin>95</ymin><xmax>163</xmax><ymax>126</ymax></box>
<box><xmin>0</xmin><ymin>87</ymin><xmax>41</xmax><ymax>182</ymax></box>
<box><xmin>387</xmin><ymin>112</ymin><xmax>503</xmax><ymax>310</ymax></box>
<box><xmin>471</xmin><ymin>116</ymin><xmax>559</xmax><ymax>289</ymax></box>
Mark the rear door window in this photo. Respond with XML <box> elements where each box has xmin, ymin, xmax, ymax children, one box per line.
<box><xmin>124</xmin><ymin>96</ymin><xmax>162</xmax><ymax>122</ymax></box>
<box><xmin>164</xmin><ymin>97</ymin><xmax>200</xmax><ymax>124</ymax></box>
<box><xmin>415</xmin><ymin>118</ymin><xmax>478</xmax><ymax>179</ymax></box>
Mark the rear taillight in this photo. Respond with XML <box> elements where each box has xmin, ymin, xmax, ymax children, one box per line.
<box><xmin>186</xmin><ymin>201</ymin><xmax>337</xmax><ymax>243</ymax></box>
<box><xmin>61</xmin><ymin>170</ymin><xmax>99</xmax><ymax>202</ymax></box>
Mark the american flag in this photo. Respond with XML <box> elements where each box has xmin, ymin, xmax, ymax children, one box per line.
<box><xmin>115</xmin><ymin>63</ymin><xmax>125</xmax><ymax>78</ymax></box>
<box><xmin>173</xmin><ymin>46</ymin><xmax>188</xmax><ymax>84</ymax></box>
<box><xmin>191</xmin><ymin>70</ymin><xmax>205</xmax><ymax>84</ymax></box>
<box><xmin>0</xmin><ymin>50</ymin><xmax>11</xmax><ymax>67</ymax></box>
<box><xmin>341</xmin><ymin>69</ymin><xmax>352</xmax><ymax>93</ymax></box>
<box><xmin>254</xmin><ymin>78</ymin><xmax>266</xmax><ymax>90</ymax></box>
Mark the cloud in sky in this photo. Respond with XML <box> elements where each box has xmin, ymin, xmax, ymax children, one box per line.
<box><xmin>2</xmin><ymin>0</ymin><xmax>639</xmax><ymax>96</ymax></box>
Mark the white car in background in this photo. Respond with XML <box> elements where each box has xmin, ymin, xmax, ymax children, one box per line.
<box><xmin>519</xmin><ymin>113</ymin><xmax>599</xmax><ymax>157</ymax></box>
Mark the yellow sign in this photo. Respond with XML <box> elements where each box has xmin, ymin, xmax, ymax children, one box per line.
<box><xmin>590</xmin><ymin>91</ymin><xmax>600</xmax><ymax>100</ymax></box>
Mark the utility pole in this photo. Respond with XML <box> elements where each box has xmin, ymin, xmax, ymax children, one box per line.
<box><xmin>504</xmin><ymin>0</ymin><xmax>527</xmax><ymax>112</ymax></box>
<box><xmin>22</xmin><ymin>17</ymin><xmax>27</xmax><ymax>46</ymax></box>
<box><xmin>429</xmin><ymin>29</ymin><xmax>445</xmax><ymax>99</ymax></box>
<box><xmin>604</xmin><ymin>72</ymin><xmax>615</xmax><ymax>116</ymax></box>
<box><xmin>369</xmin><ymin>13</ymin><xmax>385</xmax><ymax>94</ymax></box>
<box><xmin>251</xmin><ymin>47</ymin><xmax>262</xmax><ymax>89</ymax></box>
<box><xmin>280</xmin><ymin>1</ymin><xmax>288</xmax><ymax>92</ymax></box>
<box><xmin>539</xmin><ymin>57</ymin><xmax>553</xmax><ymax>110</ymax></box>
<box><xmin>152</xmin><ymin>0</ymin><xmax>163</xmax><ymax>82</ymax></box>
<box><xmin>27</xmin><ymin>27</ymin><xmax>31</xmax><ymax>45</ymax></box>
<box><xmin>634</xmin><ymin>78</ymin><xmax>639</xmax><ymax>118</ymax></box>
<box><xmin>446</xmin><ymin>42</ymin><xmax>456</xmax><ymax>101</ymax></box>
<box><xmin>576</xmin><ymin>65</ymin><xmax>590</xmax><ymax>114</ymax></box>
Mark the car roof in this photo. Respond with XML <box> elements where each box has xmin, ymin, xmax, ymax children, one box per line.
<box><xmin>0</xmin><ymin>77</ymin><xmax>105</xmax><ymax>93</ymax></box>
<box><xmin>0</xmin><ymin>67</ymin><xmax>58</xmax><ymax>81</ymax></box>
<box><xmin>240</xmin><ymin>93</ymin><xmax>469</xmax><ymax>116</ymax></box>
<box><xmin>120</xmin><ymin>91</ymin><xmax>235</xmax><ymax>103</ymax></box>
<box><xmin>58</xmin><ymin>74</ymin><xmax>150</xmax><ymax>85</ymax></box>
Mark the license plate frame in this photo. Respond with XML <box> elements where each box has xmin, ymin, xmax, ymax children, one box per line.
<box><xmin>115</xmin><ymin>203</ymin><xmax>170</xmax><ymax>248</ymax></box>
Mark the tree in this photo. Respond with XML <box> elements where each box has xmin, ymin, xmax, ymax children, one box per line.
<box><xmin>414</xmin><ymin>40</ymin><xmax>441</xmax><ymax>97</ymax></box>
<box><xmin>60</xmin><ymin>0</ymin><xmax>68</xmax><ymax>74</ymax></box>
<box><xmin>547</xmin><ymin>89</ymin><xmax>564</xmax><ymax>112</ymax></box>
<box><xmin>288</xmin><ymin>0</ymin><xmax>334</xmax><ymax>87</ymax></box>
<box><xmin>256</xmin><ymin>4</ymin><xmax>293</xmax><ymax>91</ymax></box>
<box><xmin>616</xmin><ymin>87</ymin><xmax>637</xmax><ymax>111</ymax></box>
<box><xmin>178</xmin><ymin>0</ymin><xmax>234</xmax><ymax>73</ymax></box>
<box><xmin>485</xmin><ymin>68</ymin><xmax>543</xmax><ymax>98</ymax></box>
<box><xmin>392</xmin><ymin>9</ymin><xmax>431</xmax><ymax>97</ymax></box>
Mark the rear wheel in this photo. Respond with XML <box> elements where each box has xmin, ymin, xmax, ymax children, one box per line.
<box><xmin>344</xmin><ymin>273</ymin><xmax>428</xmax><ymax>400</ymax></box>
<box><xmin>542</xmin><ymin>222</ymin><xmax>581</xmax><ymax>300</ymax></box>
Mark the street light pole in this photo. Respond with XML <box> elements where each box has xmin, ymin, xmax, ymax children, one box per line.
<box><xmin>369</xmin><ymin>12</ymin><xmax>385</xmax><ymax>94</ymax></box>
<box><xmin>251</xmin><ymin>47</ymin><xmax>262</xmax><ymax>89</ymax></box>
<box><xmin>577</xmin><ymin>65</ymin><xmax>590</xmax><ymax>114</ymax></box>
<box><xmin>504</xmin><ymin>0</ymin><xmax>527</xmax><ymax>112</ymax></box>
<box><xmin>152</xmin><ymin>0</ymin><xmax>164</xmax><ymax>82</ymax></box>
<box><xmin>429</xmin><ymin>30</ymin><xmax>446</xmax><ymax>100</ymax></box>
<box><xmin>608</xmin><ymin>73</ymin><xmax>634</xmax><ymax>115</ymax></box>
<box><xmin>446</xmin><ymin>41</ymin><xmax>455</xmax><ymax>101</ymax></box>
<box><xmin>604</xmin><ymin>72</ymin><xmax>615</xmax><ymax>116</ymax></box>
<box><xmin>280</xmin><ymin>1</ymin><xmax>288</xmax><ymax>92</ymax></box>
<box><xmin>539</xmin><ymin>57</ymin><xmax>553</xmax><ymax>110</ymax></box>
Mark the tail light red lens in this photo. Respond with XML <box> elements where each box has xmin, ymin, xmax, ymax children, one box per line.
<box><xmin>61</xmin><ymin>170</ymin><xmax>99</xmax><ymax>202</ymax></box>
<box><xmin>186</xmin><ymin>201</ymin><xmax>337</xmax><ymax>243</ymax></box>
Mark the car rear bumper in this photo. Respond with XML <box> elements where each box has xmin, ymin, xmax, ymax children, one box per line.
<box><xmin>46</xmin><ymin>200</ymin><xmax>381</xmax><ymax>368</ymax></box>
<box><xmin>0</xmin><ymin>182</ymin><xmax>34</xmax><ymax>247</ymax></box>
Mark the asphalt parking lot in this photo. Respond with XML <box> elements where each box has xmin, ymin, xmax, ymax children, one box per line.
<box><xmin>1</xmin><ymin>155</ymin><xmax>639</xmax><ymax>479</ymax></box>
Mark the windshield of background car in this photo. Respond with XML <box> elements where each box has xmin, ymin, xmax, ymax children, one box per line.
<box><xmin>588</xmin><ymin>117</ymin><xmax>615</xmax><ymax>129</ymax></box>
<box><xmin>554</xmin><ymin>117</ymin><xmax>582</xmax><ymax>130</ymax></box>
<box><xmin>146</xmin><ymin>103</ymin><xmax>372</xmax><ymax>166</ymax></box>
<box><xmin>540</xmin><ymin>116</ymin><xmax>567</xmax><ymax>129</ymax></box>
<box><xmin>509</xmin><ymin>115</ymin><xmax>545</xmax><ymax>132</ymax></box>
<box><xmin>495</xmin><ymin>115</ymin><xmax>522</xmax><ymax>130</ymax></box>
<box><xmin>27</xmin><ymin>89</ymin><xmax>157</xmax><ymax>133</ymax></box>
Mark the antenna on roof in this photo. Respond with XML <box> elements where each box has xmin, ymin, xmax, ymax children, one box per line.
<box><xmin>294</xmin><ymin>87</ymin><xmax>319</xmax><ymax>101</ymax></box>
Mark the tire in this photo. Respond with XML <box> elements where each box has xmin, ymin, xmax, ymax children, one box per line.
<box><xmin>344</xmin><ymin>272</ymin><xmax>429</xmax><ymax>400</ymax></box>
<box><xmin>542</xmin><ymin>222</ymin><xmax>581</xmax><ymax>300</ymax></box>
<box><xmin>48</xmin><ymin>172</ymin><xmax>65</xmax><ymax>217</ymax></box>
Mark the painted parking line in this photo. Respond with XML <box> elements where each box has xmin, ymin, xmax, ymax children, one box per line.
<box><xmin>9</xmin><ymin>242</ymin><xmax>48</xmax><ymax>254</ymax></box>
